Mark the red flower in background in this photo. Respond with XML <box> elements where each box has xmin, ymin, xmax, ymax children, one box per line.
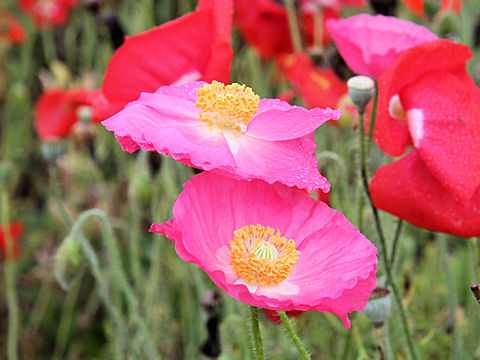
<box><xmin>34</xmin><ymin>87</ymin><xmax>91</xmax><ymax>140</ymax></box>
<box><xmin>401</xmin><ymin>0</ymin><xmax>462</xmax><ymax>18</ymax></box>
<box><xmin>263</xmin><ymin>309</ymin><xmax>303</xmax><ymax>324</ymax></box>
<box><xmin>0</xmin><ymin>223</ymin><xmax>23</xmax><ymax>260</ymax></box>
<box><xmin>91</xmin><ymin>0</ymin><xmax>234</xmax><ymax>123</ymax></box>
<box><xmin>234</xmin><ymin>0</ymin><xmax>338</xmax><ymax>59</ymax></box>
<box><xmin>370</xmin><ymin>39</ymin><xmax>480</xmax><ymax>237</ymax></box>
<box><xmin>277</xmin><ymin>53</ymin><xmax>347</xmax><ymax>110</ymax></box>
<box><xmin>20</xmin><ymin>0</ymin><xmax>80</xmax><ymax>27</ymax></box>
<box><xmin>0</xmin><ymin>13</ymin><xmax>27</xmax><ymax>44</ymax></box>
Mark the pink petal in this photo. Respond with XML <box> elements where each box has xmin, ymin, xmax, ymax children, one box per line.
<box><xmin>326</xmin><ymin>14</ymin><xmax>437</xmax><ymax>79</ymax></box>
<box><xmin>247</xmin><ymin>101</ymin><xmax>341</xmax><ymax>141</ymax></box>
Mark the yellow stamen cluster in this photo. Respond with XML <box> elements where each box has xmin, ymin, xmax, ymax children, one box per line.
<box><xmin>194</xmin><ymin>81</ymin><xmax>260</xmax><ymax>131</ymax></box>
<box><xmin>229</xmin><ymin>224</ymin><xmax>300</xmax><ymax>287</ymax></box>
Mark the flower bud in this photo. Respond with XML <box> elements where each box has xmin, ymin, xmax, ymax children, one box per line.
<box><xmin>54</xmin><ymin>236</ymin><xmax>83</xmax><ymax>290</ymax></box>
<box><xmin>129</xmin><ymin>174</ymin><xmax>153</xmax><ymax>210</ymax></box>
<box><xmin>347</xmin><ymin>75</ymin><xmax>375</xmax><ymax>112</ymax></box>
<box><xmin>41</xmin><ymin>139</ymin><xmax>64</xmax><ymax>164</ymax></box>
<box><xmin>362</xmin><ymin>287</ymin><xmax>391</xmax><ymax>327</ymax></box>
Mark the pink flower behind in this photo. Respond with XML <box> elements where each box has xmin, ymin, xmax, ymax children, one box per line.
<box><xmin>102</xmin><ymin>81</ymin><xmax>341</xmax><ymax>192</ymax></box>
<box><xmin>151</xmin><ymin>172</ymin><xmax>377</xmax><ymax>328</ymax></box>
<box><xmin>326</xmin><ymin>14</ymin><xmax>437</xmax><ymax>79</ymax></box>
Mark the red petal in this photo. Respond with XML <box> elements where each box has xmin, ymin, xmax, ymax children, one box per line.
<box><xmin>375</xmin><ymin>39</ymin><xmax>472</xmax><ymax>156</ymax></box>
<box><xmin>370</xmin><ymin>151</ymin><xmax>480</xmax><ymax>237</ymax></box>
<box><xmin>102</xmin><ymin>0</ymin><xmax>232</xmax><ymax>105</ymax></box>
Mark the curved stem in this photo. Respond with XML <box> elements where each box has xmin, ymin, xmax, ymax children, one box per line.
<box><xmin>1</xmin><ymin>187</ymin><xmax>19</xmax><ymax>360</ymax></box>
<box><xmin>284</xmin><ymin>0</ymin><xmax>303</xmax><ymax>52</ymax></box>
<box><xmin>357</xmin><ymin>111</ymin><xmax>418</xmax><ymax>360</ymax></box>
<box><xmin>249</xmin><ymin>306</ymin><xmax>264</xmax><ymax>360</ymax></box>
<box><xmin>278</xmin><ymin>311</ymin><xmax>311</xmax><ymax>360</ymax></box>
<box><xmin>68</xmin><ymin>209</ymin><xmax>158</xmax><ymax>359</ymax></box>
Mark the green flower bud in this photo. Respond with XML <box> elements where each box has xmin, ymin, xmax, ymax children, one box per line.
<box><xmin>362</xmin><ymin>287</ymin><xmax>391</xmax><ymax>327</ymax></box>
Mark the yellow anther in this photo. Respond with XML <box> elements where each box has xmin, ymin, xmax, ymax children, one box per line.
<box><xmin>194</xmin><ymin>81</ymin><xmax>260</xmax><ymax>131</ymax></box>
<box><xmin>229</xmin><ymin>224</ymin><xmax>300</xmax><ymax>287</ymax></box>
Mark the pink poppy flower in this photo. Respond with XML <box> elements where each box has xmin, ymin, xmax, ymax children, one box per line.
<box><xmin>370</xmin><ymin>39</ymin><xmax>480</xmax><ymax>237</ymax></box>
<box><xmin>326</xmin><ymin>14</ymin><xmax>437</xmax><ymax>79</ymax></box>
<box><xmin>102</xmin><ymin>80</ymin><xmax>341</xmax><ymax>192</ymax></box>
<box><xmin>151</xmin><ymin>172</ymin><xmax>378</xmax><ymax>328</ymax></box>
<box><xmin>91</xmin><ymin>0</ymin><xmax>233</xmax><ymax>122</ymax></box>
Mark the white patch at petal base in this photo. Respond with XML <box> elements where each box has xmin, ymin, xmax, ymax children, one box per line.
<box><xmin>222</xmin><ymin>129</ymin><xmax>242</xmax><ymax>154</ymax></box>
<box><xmin>388</xmin><ymin>94</ymin><xmax>406</xmax><ymax>121</ymax></box>
<box><xmin>234</xmin><ymin>278</ymin><xmax>259</xmax><ymax>293</ymax></box>
<box><xmin>172</xmin><ymin>71</ymin><xmax>202</xmax><ymax>86</ymax></box>
<box><xmin>406</xmin><ymin>108</ymin><xmax>424</xmax><ymax>148</ymax></box>
<box><xmin>255</xmin><ymin>281</ymin><xmax>300</xmax><ymax>297</ymax></box>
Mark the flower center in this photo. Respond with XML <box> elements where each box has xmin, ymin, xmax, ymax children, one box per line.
<box><xmin>229</xmin><ymin>224</ymin><xmax>300</xmax><ymax>287</ymax></box>
<box><xmin>194</xmin><ymin>81</ymin><xmax>260</xmax><ymax>132</ymax></box>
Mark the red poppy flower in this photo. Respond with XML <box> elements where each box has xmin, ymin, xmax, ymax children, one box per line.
<box><xmin>277</xmin><ymin>53</ymin><xmax>347</xmax><ymax>110</ymax></box>
<box><xmin>34</xmin><ymin>87</ymin><xmax>91</xmax><ymax>140</ymax></box>
<box><xmin>401</xmin><ymin>0</ymin><xmax>462</xmax><ymax>18</ymax></box>
<box><xmin>234</xmin><ymin>0</ymin><xmax>338</xmax><ymax>59</ymax></box>
<box><xmin>0</xmin><ymin>223</ymin><xmax>23</xmax><ymax>260</ymax></box>
<box><xmin>0</xmin><ymin>12</ymin><xmax>27</xmax><ymax>44</ymax></box>
<box><xmin>20</xmin><ymin>0</ymin><xmax>81</xmax><ymax>27</ymax></box>
<box><xmin>91</xmin><ymin>0</ymin><xmax>233</xmax><ymax>123</ymax></box>
<box><xmin>263</xmin><ymin>309</ymin><xmax>303</xmax><ymax>324</ymax></box>
<box><xmin>370</xmin><ymin>39</ymin><xmax>480</xmax><ymax>237</ymax></box>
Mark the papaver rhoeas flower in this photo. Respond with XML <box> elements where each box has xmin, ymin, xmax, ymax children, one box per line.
<box><xmin>20</xmin><ymin>0</ymin><xmax>80</xmax><ymax>27</ymax></box>
<box><xmin>35</xmin><ymin>87</ymin><xmax>91</xmax><ymax>140</ymax></box>
<box><xmin>0</xmin><ymin>223</ymin><xmax>23</xmax><ymax>260</ymax></box>
<box><xmin>0</xmin><ymin>13</ymin><xmax>27</xmax><ymax>44</ymax></box>
<box><xmin>102</xmin><ymin>81</ymin><xmax>341</xmax><ymax>192</ymax></box>
<box><xmin>263</xmin><ymin>309</ymin><xmax>303</xmax><ymax>324</ymax></box>
<box><xmin>370</xmin><ymin>39</ymin><xmax>480</xmax><ymax>237</ymax></box>
<box><xmin>234</xmin><ymin>0</ymin><xmax>338</xmax><ymax>59</ymax></box>
<box><xmin>91</xmin><ymin>0</ymin><xmax>233</xmax><ymax>123</ymax></box>
<box><xmin>277</xmin><ymin>53</ymin><xmax>348</xmax><ymax>110</ymax></box>
<box><xmin>326</xmin><ymin>14</ymin><xmax>437</xmax><ymax>79</ymax></box>
<box><xmin>151</xmin><ymin>172</ymin><xmax>378</xmax><ymax>328</ymax></box>
<box><xmin>402</xmin><ymin>0</ymin><xmax>462</xmax><ymax>18</ymax></box>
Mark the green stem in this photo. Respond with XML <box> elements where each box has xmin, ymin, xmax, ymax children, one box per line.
<box><xmin>357</xmin><ymin>111</ymin><xmax>418</xmax><ymax>360</ymax></box>
<box><xmin>249</xmin><ymin>306</ymin><xmax>264</xmax><ymax>360</ymax></box>
<box><xmin>389</xmin><ymin>219</ymin><xmax>404</xmax><ymax>270</ymax></box>
<box><xmin>284</xmin><ymin>0</ymin><xmax>303</xmax><ymax>52</ymax></box>
<box><xmin>1</xmin><ymin>187</ymin><xmax>19</xmax><ymax>360</ymax></box>
<box><xmin>439</xmin><ymin>236</ymin><xmax>463</xmax><ymax>359</ymax></box>
<box><xmin>278</xmin><ymin>311</ymin><xmax>311</xmax><ymax>360</ymax></box>
<box><xmin>69</xmin><ymin>209</ymin><xmax>159</xmax><ymax>359</ymax></box>
<box><xmin>366</xmin><ymin>87</ymin><xmax>379</xmax><ymax>156</ymax></box>
<box><xmin>49</xmin><ymin>164</ymin><xmax>74</xmax><ymax>227</ymax></box>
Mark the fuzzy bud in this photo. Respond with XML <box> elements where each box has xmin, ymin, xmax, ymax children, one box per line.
<box><xmin>347</xmin><ymin>75</ymin><xmax>375</xmax><ymax>112</ymax></box>
<box><xmin>54</xmin><ymin>236</ymin><xmax>83</xmax><ymax>290</ymax></box>
<box><xmin>41</xmin><ymin>139</ymin><xmax>64</xmax><ymax>164</ymax></box>
<box><xmin>362</xmin><ymin>287</ymin><xmax>391</xmax><ymax>327</ymax></box>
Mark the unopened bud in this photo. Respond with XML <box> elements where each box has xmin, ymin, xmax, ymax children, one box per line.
<box><xmin>41</xmin><ymin>139</ymin><xmax>64</xmax><ymax>164</ymax></box>
<box><xmin>0</xmin><ymin>161</ymin><xmax>15</xmax><ymax>186</ymax></box>
<box><xmin>77</xmin><ymin>105</ymin><xmax>92</xmax><ymax>124</ymax></box>
<box><xmin>129</xmin><ymin>175</ymin><xmax>153</xmax><ymax>209</ymax></box>
<box><xmin>347</xmin><ymin>75</ymin><xmax>375</xmax><ymax>112</ymax></box>
<box><xmin>362</xmin><ymin>287</ymin><xmax>391</xmax><ymax>327</ymax></box>
<box><xmin>54</xmin><ymin>236</ymin><xmax>83</xmax><ymax>290</ymax></box>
